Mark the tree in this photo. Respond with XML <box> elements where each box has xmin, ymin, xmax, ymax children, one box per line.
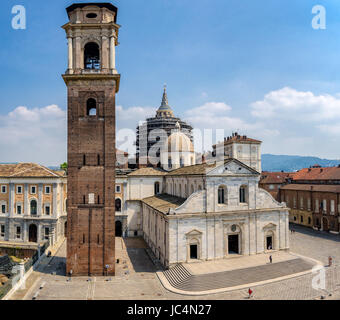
<box><xmin>60</xmin><ymin>162</ymin><xmax>68</xmax><ymax>174</ymax></box>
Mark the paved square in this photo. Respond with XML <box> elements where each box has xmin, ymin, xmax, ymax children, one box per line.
<box><xmin>8</xmin><ymin>225</ymin><xmax>340</xmax><ymax>300</ymax></box>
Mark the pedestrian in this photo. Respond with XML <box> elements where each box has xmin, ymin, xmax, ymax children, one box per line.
<box><xmin>328</xmin><ymin>256</ymin><xmax>333</xmax><ymax>267</ymax></box>
<box><xmin>248</xmin><ymin>288</ymin><xmax>253</xmax><ymax>299</ymax></box>
<box><xmin>269</xmin><ymin>255</ymin><xmax>272</xmax><ymax>264</ymax></box>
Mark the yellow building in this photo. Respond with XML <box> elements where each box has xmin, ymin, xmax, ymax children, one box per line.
<box><xmin>0</xmin><ymin>163</ymin><xmax>67</xmax><ymax>245</ymax></box>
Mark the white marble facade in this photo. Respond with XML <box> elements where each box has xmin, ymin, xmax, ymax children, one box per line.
<box><xmin>141</xmin><ymin>159</ymin><xmax>289</xmax><ymax>268</ymax></box>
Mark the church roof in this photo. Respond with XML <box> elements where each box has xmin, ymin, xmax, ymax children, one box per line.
<box><xmin>166</xmin><ymin>158</ymin><xmax>259</xmax><ymax>176</ymax></box>
<box><xmin>0</xmin><ymin>163</ymin><xmax>65</xmax><ymax>178</ymax></box>
<box><xmin>166</xmin><ymin>130</ymin><xmax>194</xmax><ymax>153</ymax></box>
<box><xmin>142</xmin><ymin>194</ymin><xmax>186</xmax><ymax>214</ymax></box>
<box><xmin>166</xmin><ymin>163</ymin><xmax>216</xmax><ymax>176</ymax></box>
<box><xmin>127</xmin><ymin>167</ymin><xmax>167</xmax><ymax>176</ymax></box>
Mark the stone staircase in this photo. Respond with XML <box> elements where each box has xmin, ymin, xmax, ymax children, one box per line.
<box><xmin>163</xmin><ymin>264</ymin><xmax>192</xmax><ymax>288</ymax></box>
<box><xmin>162</xmin><ymin>258</ymin><xmax>315</xmax><ymax>292</ymax></box>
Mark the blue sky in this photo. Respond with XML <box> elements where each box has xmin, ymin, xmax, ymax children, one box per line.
<box><xmin>1</xmin><ymin>0</ymin><xmax>340</xmax><ymax>165</ymax></box>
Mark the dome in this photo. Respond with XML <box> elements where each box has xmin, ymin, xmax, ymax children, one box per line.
<box><xmin>166</xmin><ymin>131</ymin><xmax>194</xmax><ymax>153</ymax></box>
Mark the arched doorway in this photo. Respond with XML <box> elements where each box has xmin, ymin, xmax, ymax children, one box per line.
<box><xmin>29</xmin><ymin>224</ymin><xmax>37</xmax><ymax>243</ymax></box>
<box><xmin>115</xmin><ymin>221</ymin><xmax>122</xmax><ymax>237</ymax></box>
<box><xmin>322</xmin><ymin>217</ymin><xmax>329</xmax><ymax>232</ymax></box>
<box><xmin>64</xmin><ymin>221</ymin><xmax>67</xmax><ymax>238</ymax></box>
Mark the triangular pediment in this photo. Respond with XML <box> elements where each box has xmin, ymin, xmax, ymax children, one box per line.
<box><xmin>207</xmin><ymin>158</ymin><xmax>259</xmax><ymax>176</ymax></box>
<box><xmin>263</xmin><ymin>223</ymin><xmax>277</xmax><ymax>230</ymax></box>
<box><xmin>185</xmin><ymin>229</ymin><xmax>203</xmax><ymax>236</ymax></box>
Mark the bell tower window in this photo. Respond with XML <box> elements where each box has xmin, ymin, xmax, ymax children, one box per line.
<box><xmin>84</xmin><ymin>42</ymin><xmax>100</xmax><ymax>70</ymax></box>
<box><xmin>87</xmin><ymin>98</ymin><xmax>97</xmax><ymax>116</ymax></box>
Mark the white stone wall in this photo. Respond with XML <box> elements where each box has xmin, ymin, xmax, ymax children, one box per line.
<box><xmin>166</xmin><ymin>209</ymin><xmax>289</xmax><ymax>266</ymax></box>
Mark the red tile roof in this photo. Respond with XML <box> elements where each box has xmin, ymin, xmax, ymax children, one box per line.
<box><xmin>260</xmin><ymin>172</ymin><xmax>295</xmax><ymax>184</ymax></box>
<box><xmin>292</xmin><ymin>167</ymin><xmax>340</xmax><ymax>181</ymax></box>
<box><xmin>281</xmin><ymin>184</ymin><xmax>340</xmax><ymax>193</ymax></box>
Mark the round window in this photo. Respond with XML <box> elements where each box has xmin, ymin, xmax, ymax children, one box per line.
<box><xmin>86</xmin><ymin>13</ymin><xmax>97</xmax><ymax>19</ymax></box>
<box><xmin>231</xmin><ymin>224</ymin><xmax>237</xmax><ymax>232</ymax></box>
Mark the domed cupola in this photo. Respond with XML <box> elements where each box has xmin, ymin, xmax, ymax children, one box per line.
<box><xmin>156</xmin><ymin>85</ymin><xmax>175</xmax><ymax>118</ymax></box>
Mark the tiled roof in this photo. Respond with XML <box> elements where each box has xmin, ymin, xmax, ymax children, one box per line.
<box><xmin>127</xmin><ymin>167</ymin><xmax>167</xmax><ymax>176</ymax></box>
<box><xmin>167</xmin><ymin>158</ymin><xmax>259</xmax><ymax>176</ymax></box>
<box><xmin>0</xmin><ymin>163</ymin><xmax>64</xmax><ymax>178</ymax></box>
<box><xmin>292</xmin><ymin>167</ymin><xmax>340</xmax><ymax>181</ymax></box>
<box><xmin>142</xmin><ymin>194</ymin><xmax>186</xmax><ymax>214</ymax></box>
<box><xmin>213</xmin><ymin>133</ymin><xmax>262</xmax><ymax>147</ymax></box>
<box><xmin>260</xmin><ymin>172</ymin><xmax>295</xmax><ymax>184</ymax></box>
<box><xmin>281</xmin><ymin>184</ymin><xmax>340</xmax><ymax>193</ymax></box>
<box><xmin>166</xmin><ymin>163</ymin><xmax>215</xmax><ymax>176</ymax></box>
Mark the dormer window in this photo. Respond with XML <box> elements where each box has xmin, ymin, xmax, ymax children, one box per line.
<box><xmin>84</xmin><ymin>42</ymin><xmax>100</xmax><ymax>70</ymax></box>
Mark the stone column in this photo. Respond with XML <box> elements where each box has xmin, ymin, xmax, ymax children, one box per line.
<box><xmin>38</xmin><ymin>184</ymin><xmax>43</xmax><ymax>216</ymax></box>
<box><xmin>9</xmin><ymin>183</ymin><xmax>15</xmax><ymax>216</ymax></box>
<box><xmin>52</xmin><ymin>183</ymin><xmax>58</xmax><ymax>218</ymax></box>
<box><xmin>75</xmin><ymin>36</ymin><xmax>82</xmax><ymax>71</ymax></box>
<box><xmin>67</xmin><ymin>36</ymin><xmax>73</xmax><ymax>72</ymax></box>
<box><xmin>24</xmin><ymin>184</ymin><xmax>28</xmax><ymax>216</ymax></box>
<box><xmin>23</xmin><ymin>222</ymin><xmax>28</xmax><ymax>242</ymax></box>
<box><xmin>102</xmin><ymin>35</ymin><xmax>109</xmax><ymax>70</ymax></box>
<box><xmin>109</xmin><ymin>35</ymin><xmax>116</xmax><ymax>71</ymax></box>
<box><xmin>38</xmin><ymin>224</ymin><xmax>42</xmax><ymax>243</ymax></box>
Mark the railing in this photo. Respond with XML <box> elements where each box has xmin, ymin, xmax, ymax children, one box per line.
<box><xmin>0</xmin><ymin>239</ymin><xmax>50</xmax><ymax>300</ymax></box>
<box><xmin>0</xmin><ymin>280</ymin><xmax>12</xmax><ymax>300</ymax></box>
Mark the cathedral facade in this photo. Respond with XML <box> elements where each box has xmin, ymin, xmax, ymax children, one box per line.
<box><xmin>117</xmin><ymin>130</ymin><xmax>289</xmax><ymax>268</ymax></box>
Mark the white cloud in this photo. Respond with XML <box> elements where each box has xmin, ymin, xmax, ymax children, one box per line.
<box><xmin>0</xmin><ymin>105</ymin><xmax>66</xmax><ymax>165</ymax></box>
<box><xmin>116</xmin><ymin>105</ymin><xmax>156</xmax><ymax>130</ymax></box>
<box><xmin>251</xmin><ymin>87</ymin><xmax>340</xmax><ymax>121</ymax></box>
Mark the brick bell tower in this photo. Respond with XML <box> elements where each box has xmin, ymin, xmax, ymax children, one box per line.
<box><xmin>62</xmin><ymin>3</ymin><xmax>120</xmax><ymax>276</ymax></box>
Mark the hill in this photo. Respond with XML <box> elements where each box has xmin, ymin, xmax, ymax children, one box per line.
<box><xmin>262</xmin><ymin>154</ymin><xmax>340</xmax><ymax>172</ymax></box>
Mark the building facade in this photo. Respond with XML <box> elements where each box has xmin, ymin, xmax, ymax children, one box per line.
<box><xmin>141</xmin><ymin>159</ymin><xmax>289</xmax><ymax>268</ymax></box>
<box><xmin>280</xmin><ymin>165</ymin><xmax>340</xmax><ymax>233</ymax></box>
<box><xmin>62</xmin><ymin>3</ymin><xmax>120</xmax><ymax>276</ymax></box>
<box><xmin>259</xmin><ymin>171</ymin><xmax>294</xmax><ymax>201</ymax></box>
<box><xmin>0</xmin><ymin>163</ymin><xmax>67</xmax><ymax>245</ymax></box>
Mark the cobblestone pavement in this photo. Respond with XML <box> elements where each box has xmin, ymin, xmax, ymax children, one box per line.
<box><xmin>10</xmin><ymin>226</ymin><xmax>340</xmax><ymax>300</ymax></box>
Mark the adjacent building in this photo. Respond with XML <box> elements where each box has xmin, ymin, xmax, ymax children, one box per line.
<box><xmin>280</xmin><ymin>165</ymin><xmax>340</xmax><ymax>233</ymax></box>
<box><xmin>0</xmin><ymin>163</ymin><xmax>67</xmax><ymax>245</ymax></box>
<box><xmin>259</xmin><ymin>171</ymin><xmax>294</xmax><ymax>201</ymax></box>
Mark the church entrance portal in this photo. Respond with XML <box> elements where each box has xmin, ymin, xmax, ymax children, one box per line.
<box><xmin>228</xmin><ymin>235</ymin><xmax>239</xmax><ymax>254</ymax></box>
<box><xmin>266</xmin><ymin>236</ymin><xmax>273</xmax><ymax>250</ymax></box>
<box><xmin>190</xmin><ymin>244</ymin><xmax>198</xmax><ymax>259</ymax></box>
<box><xmin>115</xmin><ymin>221</ymin><xmax>122</xmax><ymax>237</ymax></box>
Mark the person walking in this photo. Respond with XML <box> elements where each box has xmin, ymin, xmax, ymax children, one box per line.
<box><xmin>269</xmin><ymin>255</ymin><xmax>272</xmax><ymax>264</ymax></box>
<box><xmin>248</xmin><ymin>288</ymin><xmax>253</xmax><ymax>299</ymax></box>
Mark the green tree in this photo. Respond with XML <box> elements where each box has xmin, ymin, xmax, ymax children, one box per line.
<box><xmin>60</xmin><ymin>162</ymin><xmax>68</xmax><ymax>174</ymax></box>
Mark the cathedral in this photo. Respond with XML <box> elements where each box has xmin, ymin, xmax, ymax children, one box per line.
<box><xmin>61</xmin><ymin>2</ymin><xmax>289</xmax><ymax>273</ymax></box>
<box><xmin>116</xmin><ymin>91</ymin><xmax>289</xmax><ymax>268</ymax></box>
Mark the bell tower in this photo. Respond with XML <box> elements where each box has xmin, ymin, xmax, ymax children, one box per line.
<box><xmin>62</xmin><ymin>3</ymin><xmax>120</xmax><ymax>276</ymax></box>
